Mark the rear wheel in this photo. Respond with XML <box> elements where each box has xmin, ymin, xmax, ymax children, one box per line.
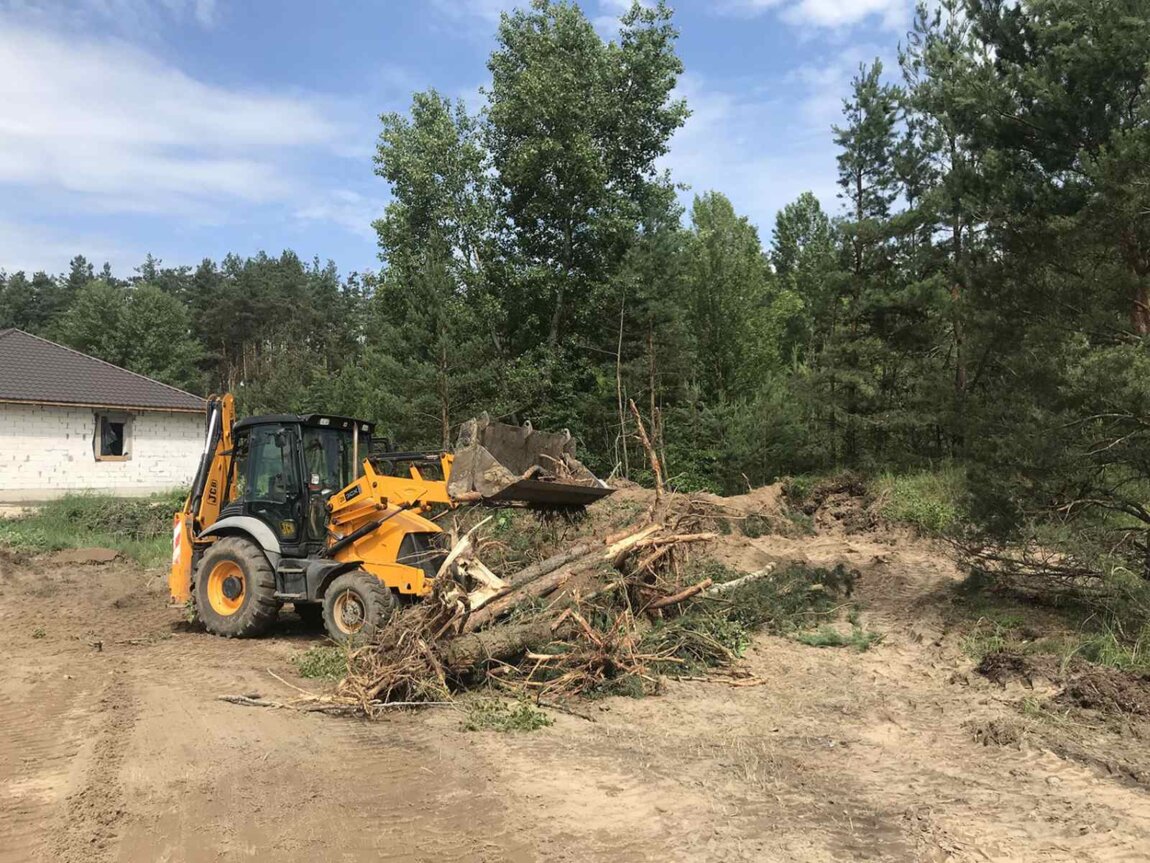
<box><xmin>194</xmin><ymin>536</ymin><xmax>278</xmax><ymax>638</ymax></box>
<box><xmin>322</xmin><ymin>571</ymin><xmax>397</xmax><ymax>645</ymax></box>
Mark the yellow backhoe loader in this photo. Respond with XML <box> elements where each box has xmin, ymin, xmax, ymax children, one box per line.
<box><xmin>169</xmin><ymin>394</ymin><xmax>611</xmax><ymax>642</ymax></box>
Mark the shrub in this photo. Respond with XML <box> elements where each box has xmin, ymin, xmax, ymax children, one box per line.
<box><xmin>873</xmin><ymin>468</ymin><xmax>966</xmax><ymax>534</ymax></box>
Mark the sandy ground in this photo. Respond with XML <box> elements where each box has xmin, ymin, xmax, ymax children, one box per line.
<box><xmin>2</xmin><ymin>512</ymin><xmax>1149</xmax><ymax>862</ymax></box>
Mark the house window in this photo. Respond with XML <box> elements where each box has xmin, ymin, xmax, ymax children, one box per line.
<box><xmin>94</xmin><ymin>413</ymin><xmax>132</xmax><ymax>461</ymax></box>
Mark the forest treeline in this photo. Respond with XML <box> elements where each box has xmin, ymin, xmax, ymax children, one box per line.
<box><xmin>1</xmin><ymin>0</ymin><xmax>1147</xmax><ymax>579</ymax></box>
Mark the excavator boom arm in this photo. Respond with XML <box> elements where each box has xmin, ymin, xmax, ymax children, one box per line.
<box><xmin>169</xmin><ymin>394</ymin><xmax>235</xmax><ymax>604</ymax></box>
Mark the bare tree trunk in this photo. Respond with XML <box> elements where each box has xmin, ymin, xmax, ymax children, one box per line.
<box><xmin>439</xmin><ymin>342</ymin><xmax>451</xmax><ymax>449</ymax></box>
<box><xmin>1133</xmin><ymin>278</ymin><xmax>1149</xmax><ymax>337</ymax></box>
<box><xmin>616</xmin><ymin>299</ymin><xmax>629</xmax><ymax>477</ymax></box>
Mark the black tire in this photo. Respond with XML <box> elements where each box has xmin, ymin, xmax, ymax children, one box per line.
<box><xmin>322</xmin><ymin>571</ymin><xmax>397</xmax><ymax>645</ymax></box>
<box><xmin>194</xmin><ymin>536</ymin><xmax>279</xmax><ymax>638</ymax></box>
<box><xmin>294</xmin><ymin>602</ymin><xmax>324</xmax><ymax>629</ymax></box>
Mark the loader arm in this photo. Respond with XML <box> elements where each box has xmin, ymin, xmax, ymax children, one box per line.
<box><xmin>169</xmin><ymin>394</ymin><xmax>236</xmax><ymax>604</ymax></box>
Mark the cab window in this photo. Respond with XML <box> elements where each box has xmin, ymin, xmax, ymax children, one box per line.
<box><xmin>245</xmin><ymin>426</ymin><xmax>296</xmax><ymax>502</ymax></box>
<box><xmin>302</xmin><ymin>427</ymin><xmax>354</xmax><ymax>493</ymax></box>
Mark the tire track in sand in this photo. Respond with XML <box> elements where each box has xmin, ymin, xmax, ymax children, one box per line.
<box><xmin>45</xmin><ymin>666</ymin><xmax>137</xmax><ymax>863</ymax></box>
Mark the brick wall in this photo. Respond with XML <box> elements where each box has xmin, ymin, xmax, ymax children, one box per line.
<box><xmin>0</xmin><ymin>403</ymin><xmax>204</xmax><ymax>502</ymax></box>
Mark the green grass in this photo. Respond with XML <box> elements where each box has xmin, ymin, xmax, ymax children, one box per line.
<box><xmin>0</xmin><ymin>490</ymin><xmax>186</xmax><ymax>568</ymax></box>
<box><xmin>293</xmin><ymin>645</ymin><xmax>349</xmax><ymax>680</ymax></box>
<box><xmin>873</xmin><ymin>467</ymin><xmax>966</xmax><ymax>534</ymax></box>
<box><xmin>461</xmin><ymin>698</ymin><xmax>553</xmax><ymax>732</ymax></box>
<box><xmin>954</xmin><ymin>577</ymin><xmax>1150</xmax><ymax>675</ymax></box>
<box><xmin>796</xmin><ymin>625</ymin><xmax>884</xmax><ymax>652</ymax></box>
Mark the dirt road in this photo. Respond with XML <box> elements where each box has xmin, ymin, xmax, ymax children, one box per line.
<box><xmin>2</xmin><ymin>525</ymin><xmax>1148</xmax><ymax>862</ymax></box>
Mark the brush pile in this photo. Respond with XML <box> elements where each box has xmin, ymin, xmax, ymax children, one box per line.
<box><xmin>333</xmin><ymin>491</ymin><xmax>768</xmax><ymax>714</ymax></box>
<box><xmin>325</xmin><ymin>406</ymin><xmax>855</xmax><ymax>716</ymax></box>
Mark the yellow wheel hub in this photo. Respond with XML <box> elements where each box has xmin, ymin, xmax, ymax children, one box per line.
<box><xmin>332</xmin><ymin>590</ymin><xmax>366</xmax><ymax>635</ymax></box>
<box><xmin>206</xmin><ymin>560</ymin><xmax>246</xmax><ymax>616</ymax></box>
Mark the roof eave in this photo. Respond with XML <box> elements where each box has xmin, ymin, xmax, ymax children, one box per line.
<box><xmin>0</xmin><ymin>397</ymin><xmax>206</xmax><ymax>414</ymax></box>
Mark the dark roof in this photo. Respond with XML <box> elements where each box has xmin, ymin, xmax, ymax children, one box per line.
<box><xmin>0</xmin><ymin>329</ymin><xmax>206</xmax><ymax>413</ymax></box>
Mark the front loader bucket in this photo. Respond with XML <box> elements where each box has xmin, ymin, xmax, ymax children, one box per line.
<box><xmin>447</xmin><ymin>414</ymin><xmax>614</xmax><ymax>509</ymax></box>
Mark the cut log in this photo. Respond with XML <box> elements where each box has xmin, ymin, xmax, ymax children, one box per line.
<box><xmin>503</xmin><ymin>541</ymin><xmax>597</xmax><ymax>590</ymax></box>
<box><xmin>466</xmin><ymin>525</ymin><xmax>659</xmax><ymax>632</ymax></box>
<box><xmin>703</xmin><ymin>564</ymin><xmax>776</xmax><ymax>597</ymax></box>
<box><xmin>443</xmin><ymin>619</ymin><xmax>568</xmax><ymax>671</ymax></box>
<box><xmin>463</xmin><ymin>558</ymin><xmax>591</xmax><ymax>632</ymax></box>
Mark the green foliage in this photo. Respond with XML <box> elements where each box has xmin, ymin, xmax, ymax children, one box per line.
<box><xmin>796</xmin><ymin>625</ymin><xmax>883</xmax><ymax>652</ymax></box>
<box><xmin>874</xmin><ymin>467</ymin><xmax>966</xmax><ymax>534</ymax></box>
<box><xmin>641</xmin><ymin>562</ymin><xmax>859</xmax><ymax>673</ymax></box>
<box><xmin>293</xmin><ymin>645</ymin><xmax>349</xmax><ymax>681</ymax></box>
<box><xmin>461</xmin><ymin>697</ymin><xmax>553</xmax><ymax>732</ymax></box>
<box><xmin>0</xmin><ymin>491</ymin><xmax>184</xmax><ymax>567</ymax></box>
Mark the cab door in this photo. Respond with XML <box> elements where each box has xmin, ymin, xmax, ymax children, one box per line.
<box><xmin>239</xmin><ymin>424</ymin><xmax>303</xmax><ymax>547</ymax></box>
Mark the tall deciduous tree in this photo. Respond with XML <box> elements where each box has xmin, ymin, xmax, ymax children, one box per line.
<box><xmin>485</xmin><ymin>0</ymin><xmax>687</xmax><ymax>351</ymax></box>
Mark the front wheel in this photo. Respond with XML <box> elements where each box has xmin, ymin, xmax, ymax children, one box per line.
<box><xmin>194</xmin><ymin>536</ymin><xmax>279</xmax><ymax>638</ymax></box>
<box><xmin>322</xmin><ymin>571</ymin><xmax>397</xmax><ymax>645</ymax></box>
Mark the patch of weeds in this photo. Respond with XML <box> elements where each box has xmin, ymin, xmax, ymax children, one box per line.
<box><xmin>873</xmin><ymin>468</ymin><xmax>966</xmax><ymax>534</ymax></box>
<box><xmin>962</xmin><ymin>617</ymin><xmax>1021</xmax><ymax>661</ymax></box>
<box><xmin>740</xmin><ymin>514</ymin><xmax>769</xmax><ymax>538</ymax></box>
<box><xmin>1065</xmin><ymin>625</ymin><xmax>1150</xmax><ymax>674</ymax></box>
<box><xmin>461</xmin><ymin>698</ymin><xmax>553</xmax><ymax>732</ymax></box>
<box><xmin>796</xmin><ymin>625</ymin><xmax>883</xmax><ymax>652</ymax></box>
<box><xmin>31</xmin><ymin>627</ymin><xmax>46</xmax><ymax>639</ymax></box>
<box><xmin>0</xmin><ymin>490</ymin><xmax>185</xmax><ymax>567</ymax></box>
<box><xmin>293</xmin><ymin>645</ymin><xmax>349</xmax><ymax>681</ymax></box>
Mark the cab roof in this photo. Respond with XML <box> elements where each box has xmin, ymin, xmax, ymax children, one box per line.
<box><xmin>233</xmin><ymin>414</ymin><xmax>373</xmax><ymax>434</ymax></box>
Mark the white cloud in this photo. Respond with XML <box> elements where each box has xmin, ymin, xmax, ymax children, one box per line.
<box><xmin>660</xmin><ymin>60</ymin><xmax>864</xmax><ymax>240</ymax></box>
<box><xmin>294</xmin><ymin>189</ymin><xmax>385</xmax><ymax>241</ymax></box>
<box><xmin>1</xmin><ymin>0</ymin><xmax>220</xmax><ymax>37</ymax></box>
<box><xmin>0</xmin><ymin>218</ymin><xmax>131</xmax><ymax>274</ymax></box>
<box><xmin>722</xmin><ymin>0</ymin><xmax>912</xmax><ymax>29</ymax></box>
<box><xmin>0</xmin><ymin>20</ymin><xmax>347</xmax><ymax>215</ymax></box>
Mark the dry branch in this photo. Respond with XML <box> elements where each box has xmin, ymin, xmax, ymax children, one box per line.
<box><xmin>628</xmin><ymin>399</ymin><xmax>663</xmax><ymax>506</ymax></box>
<box><xmin>646</xmin><ymin>577</ymin><xmax>714</xmax><ymax>610</ymax></box>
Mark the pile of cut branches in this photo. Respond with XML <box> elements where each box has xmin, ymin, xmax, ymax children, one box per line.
<box><xmin>327</xmin><ymin>486</ymin><xmax>810</xmax><ymax>714</ymax></box>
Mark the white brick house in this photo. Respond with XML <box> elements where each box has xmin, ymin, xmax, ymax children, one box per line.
<box><xmin>0</xmin><ymin>329</ymin><xmax>207</xmax><ymax>502</ymax></box>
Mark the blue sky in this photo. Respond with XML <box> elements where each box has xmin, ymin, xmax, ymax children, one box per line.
<box><xmin>0</xmin><ymin>0</ymin><xmax>912</xmax><ymax>279</ymax></box>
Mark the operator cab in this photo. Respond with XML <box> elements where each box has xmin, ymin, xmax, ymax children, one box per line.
<box><xmin>223</xmin><ymin>414</ymin><xmax>373</xmax><ymax>554</ymax></box>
